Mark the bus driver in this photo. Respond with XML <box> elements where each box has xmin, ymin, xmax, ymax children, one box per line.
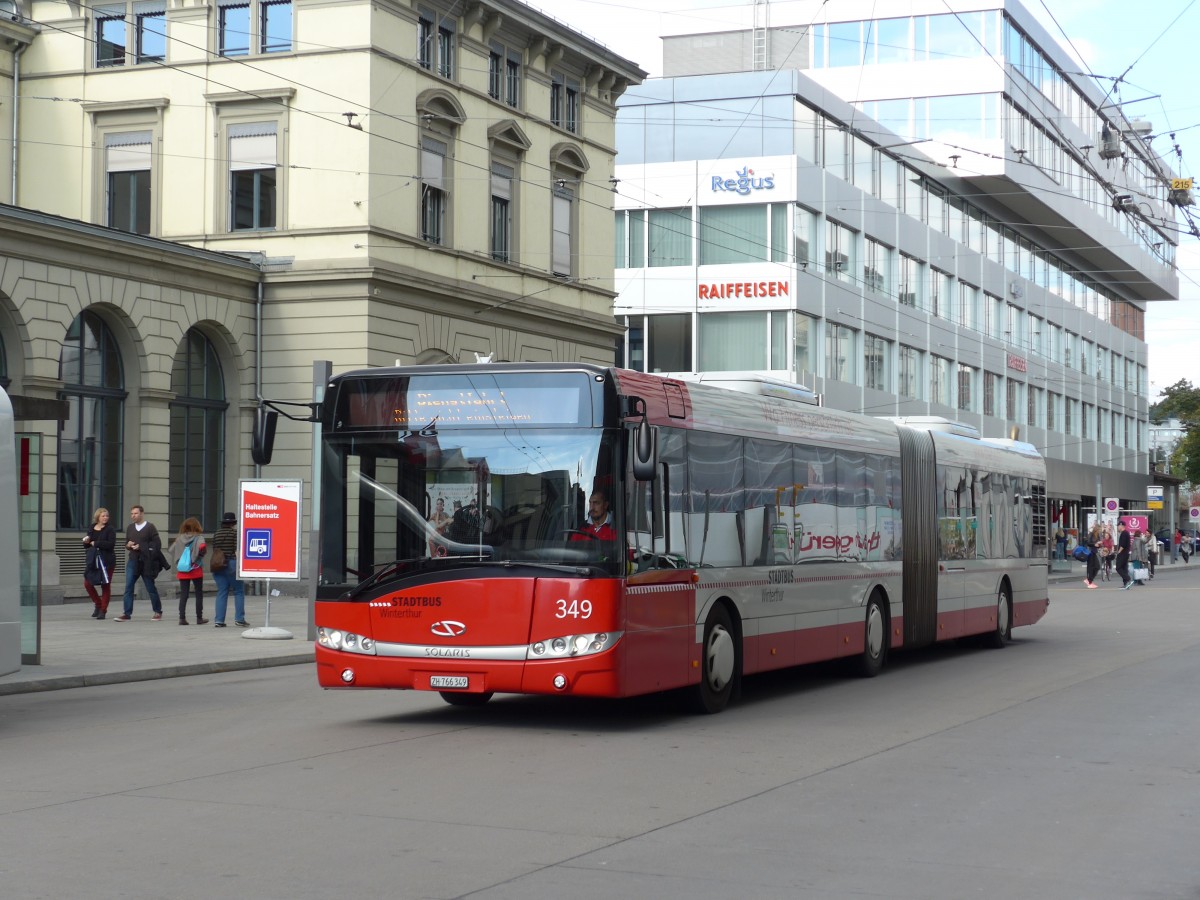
<box><xmin>571</xmin><ymin>491</ymin><xmax>616</xmax><ymax>543</ymax></box>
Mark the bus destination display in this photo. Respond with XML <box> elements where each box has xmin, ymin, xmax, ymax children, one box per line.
<box><xmin>336</xmin><ymin>375</ymin><xmax>591</xmax><ymax>429</ymax></box>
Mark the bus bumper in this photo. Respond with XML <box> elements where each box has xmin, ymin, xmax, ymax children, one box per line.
<box><xmin>315</xmin><ymin>645</ymin><xmax>625</xmax><ymax>697</ymax></box>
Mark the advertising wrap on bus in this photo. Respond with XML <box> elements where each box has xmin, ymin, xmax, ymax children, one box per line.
<box><xmin>313</xmin><ymin>364</ymin><xmax>1048</xmax><ymax>715</ymax></box>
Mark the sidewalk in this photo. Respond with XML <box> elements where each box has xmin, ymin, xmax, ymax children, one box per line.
<box><xmin>1</xmin><ymin>562</ymin><xmax>1188</xmax><ymax>697</ymax></box>
<box><xmin>0</xmin><ymin>594</ymin><xmax>313</xmax><ymax>696</ymax></box>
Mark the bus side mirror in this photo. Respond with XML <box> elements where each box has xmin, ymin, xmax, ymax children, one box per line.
<box><xmin>632</xmin><ymin>417</ymin><xmax>658</xmax><ymax>481</ymax></box>
<box><xmin>251</xmin><ymin>407</ymin><xmax>278</xmax><ymax>466</ymax></box>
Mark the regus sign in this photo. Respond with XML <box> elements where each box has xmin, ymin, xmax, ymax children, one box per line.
<box><xmin>712</xmin><ymin>166</ymin><xmax>775</xmax><ymax>195</ymax></box>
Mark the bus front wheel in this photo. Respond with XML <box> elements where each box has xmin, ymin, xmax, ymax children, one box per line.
<box><xmin>690</xmin><ymin>604</ymin><xmax>738</xmax><ymax>714</ymax></box>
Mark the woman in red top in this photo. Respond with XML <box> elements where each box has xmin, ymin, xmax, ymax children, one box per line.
<box><xmin>1100</xmin><ymin>527</ymin><xmax>1115</xmax><ymax>580</ymax></box>
<box><xmin>168</xmin><ymin>517</ymin><xmax>208</xmax><ymax>625</ymax></box>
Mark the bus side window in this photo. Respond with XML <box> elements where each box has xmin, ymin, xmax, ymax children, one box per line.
<box><xmin>686</xmin><ymin>431</ymin><xmax>743</xmax><ymax>567</ymax></box>
<box><xmin>745</xmin><ymin>438</ymin><xmax>792</xmax><ymax>566</ymax></box>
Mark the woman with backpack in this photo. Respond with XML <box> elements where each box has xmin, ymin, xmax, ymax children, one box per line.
<box><xmin>168</xmin><ymin>517</ymin><xmax>208</xmax><ymax>625</ymax></box>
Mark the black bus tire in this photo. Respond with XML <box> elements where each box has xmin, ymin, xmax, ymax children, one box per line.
<box><xmin>983</xmin><ymin>584</ymin><xmax>1012</xmax><ymax>649</ymax></box>
<box><xmin>856</xmin><ymin>592</ymin><xmax>888</xmax><ymax>678</ymax></box>
<box><xmin>689</xmin><ymin>603</ymin><xmax>738</xmax><ymax>714</ymax></box>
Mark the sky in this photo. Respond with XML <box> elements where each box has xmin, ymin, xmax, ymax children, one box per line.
<box><xmin>522</xmin><ymin>0</ymin><xmax>1200</xmax><ymax>402</ymax></box>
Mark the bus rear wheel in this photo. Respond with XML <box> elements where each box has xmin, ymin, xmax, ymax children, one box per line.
<box><xmin>689</xmin><ymin>604</ymin><xmax>737</xmax><ymax>714</ymax></box>
<box><xmin>984</xmin><ymin>585</ymin><xmax>1012</xmax><ymax>648</ymax></box>
<box><xmin>856</xmin><ymin>593</ymin><xmax>888</xmax><ymax>678</ymax></box>
<box><xmin>439</xmin><ymin>691</ymin><xmax>494</xmax><ymax>707</ymax></box>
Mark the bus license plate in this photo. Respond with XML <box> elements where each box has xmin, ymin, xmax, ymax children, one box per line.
<box><xmin>430</xmin><ymin>675</ymin><xmax>469</xmax><ymax>689</ymax></box>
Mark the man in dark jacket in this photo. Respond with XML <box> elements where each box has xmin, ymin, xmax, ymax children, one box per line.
<box><xmin>1116</xmin><ymin>521</ymin><xmax>1132</xmax><ymax>590</ymax></box>
<box><xmin>115</xmin><ymin>504</ymin><xmax>164</xmax><ymax>621</ymax></box>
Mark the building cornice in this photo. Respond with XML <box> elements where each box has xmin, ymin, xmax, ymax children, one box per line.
<box><xmin>203</xmin><ymin>87</ymin><xmax>297</xmax><ymax>105</ymax></box>
<box><xmin>81</xmin><ymin>97</ymin><xmax>170</xmax><ymax>116</ymax></box>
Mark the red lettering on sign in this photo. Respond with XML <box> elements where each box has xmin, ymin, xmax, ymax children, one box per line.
<box><xmin>696</xmin><ymin>281</ymin><xmax>790</xmax><ymax>301</ymax></box>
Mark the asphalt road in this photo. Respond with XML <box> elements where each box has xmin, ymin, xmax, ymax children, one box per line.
<box><xmin>2</xmin><ymin>580</ymin><xmax>1198</xmax><ymax>900</ymax></box>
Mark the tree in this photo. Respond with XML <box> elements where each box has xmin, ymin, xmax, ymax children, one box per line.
<box><xmin>1154</xmin><ymin>381</ymin><xmax>1200</xmax><ymax>486</ymax></box>
<box><xmin>1170</xmin><ymin>432</ymin><xmax>1200</xmax><ymax>486</ymax></box>
<box><xmin>1151</xmin><ymin>379</ymin><xmax>1200</xmax><ymax>423</ymax></box>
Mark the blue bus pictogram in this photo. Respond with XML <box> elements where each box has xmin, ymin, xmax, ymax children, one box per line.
<box><xmin>245</xmin><ymin>529</ymin><xmax>272</xmax><ymax>559</ymax></box>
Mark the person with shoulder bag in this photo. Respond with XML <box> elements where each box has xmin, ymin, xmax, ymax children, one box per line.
<box><xmin>168</xmin><ymin>517</ymin><xmax>208</xmax><ymax>625</ymax></box>
<box><xmin>211</xmin><ymin>512</ymin><xmax>248</xmax><ymax>628</ymax></box>
<box><xmin>82</xmin><ymin>507</ymin><xmax>117</xmax><ymax>619</ymax></box>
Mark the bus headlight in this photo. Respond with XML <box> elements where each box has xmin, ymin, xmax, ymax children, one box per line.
<box><xmin>526</xmin><ymin>632</ymin><xmax>621</xmax><ymax>659</ymax></box>
<box><xmin>317</xmin><ymin>627</ymin><xmax>377</xmax><ymax>656</ymax></box>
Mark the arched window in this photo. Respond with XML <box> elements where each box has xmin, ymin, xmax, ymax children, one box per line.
<box><xmin>169</xmin><ymin>329</ymin><xmax>227</xmax><ymax>530</ymax></box>
<box><xmin>0</xmin><ymin>334</ymin><xmax>9</xmax><ymax>389</ymax></box>
<box><xmin>416</xmin><ymin>90</ymin><xmax>465</xmax><ymax>247</ymax></box>
<box><xmin>549</xmin><ymin>143</ymin><xmax>589</xmax><ymax>278</ymax></box>
<box><xmin>488</xmin><ymin>121</ymin><xmax>530</xmax><ymax>264</ymax></box>
<box><xmin>58</xmin><ymin>311</ymin><xmax>125</xmax><ymax>530</ymax></box>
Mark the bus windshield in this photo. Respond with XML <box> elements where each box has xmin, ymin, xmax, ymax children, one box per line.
<box><xmin>319</xmin><ymin>426</ymin><xmax>623</xmax><ymax>591</ymax></box>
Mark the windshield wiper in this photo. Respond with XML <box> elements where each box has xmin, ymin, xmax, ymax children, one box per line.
<box><xmin>458</xmin><ymin>559</ymin><xmax>595</xmax><ymax>576</ymax></box>
<box><xmin>347</xmin><ymin>557</ymin><xmax>439</xmax><ymax>598</ymax></box>
<box><xmin>347</xmin><ymin>555</ymin><xmax>600</xmax><ymax>598</ymax></box>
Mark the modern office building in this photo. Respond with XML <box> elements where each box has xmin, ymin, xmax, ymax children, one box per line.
<box><xmin>0</xmin><ymin>0</ymin><xmax>643</xmax><ymax>605</ymax></box>
<box><xmin>1149</xmin><ymin>418</ymin><xmax>1185</xmax><ymax>468</ymax></box>
<box><xmin>613</xmin><ymin>0</ymin><xmax>1182</xmax><ymax>528</ymax></box>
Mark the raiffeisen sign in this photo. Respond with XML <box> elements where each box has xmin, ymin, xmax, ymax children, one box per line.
<box><xmin>711</xmin><ymin>165</ymin><xmax>775</xmax><ymax>195</ymax></box>
<box><xmin>698</xmin><ymin>280</ymin><xmax>790</xmax><ymax>300</ymax></box>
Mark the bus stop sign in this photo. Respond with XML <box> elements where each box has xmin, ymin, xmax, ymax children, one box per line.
<box><xmin>238</xmin><ymin>480</ymin><xmax>302</xmax><ymax>580</ymax></box>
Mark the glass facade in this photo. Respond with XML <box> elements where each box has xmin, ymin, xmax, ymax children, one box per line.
<box><xmin>615</xmin><ymin>12</ymin><xmax>1161</xmax><ymax>486</ymax></box>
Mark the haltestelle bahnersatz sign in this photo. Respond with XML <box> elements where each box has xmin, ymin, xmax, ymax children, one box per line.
<box><xmin>237</xmin><ymin>479</ymin><xmax>302</xmax><ymax>580</ymax></box>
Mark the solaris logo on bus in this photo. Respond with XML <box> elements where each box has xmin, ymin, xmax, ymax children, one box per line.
<box><xmin>712</xmin><ymin>166</ymin><xmax>775</xmax><ymax>195</ymax></box>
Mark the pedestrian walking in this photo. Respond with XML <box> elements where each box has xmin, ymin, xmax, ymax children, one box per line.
<box><xmin>1054</xmin><ymin>525</ymin><xmax>1067</xmax><ymax>561</ymax></box>
<box><xmin>210</xmin><ymin>512</ymin><xmax>249</xmax><ymax>628</ymax></box>
<box><xmin>1131</xmin><ymin>529</ymin><xmax>1148</xmax><ymax>586</ymax></box>
<box><xmin>1100</xmin><ymin>527</ymin><xmax>1114</xmax><ymax>580</ymax></box>
<box><xmin>1115</xmin><ymin>521</ymin><xmax>1132</xmax><ymax>589</ymax></box>
<box><xmin>81</xmin><ymin>507</ymin><xmax>116</xmax><ymax>619</ymax></box>
<box><xmin>1083</xmin><ymin>524</ymin><xmax>1102</xmax><ymax>589</ymax></box>
<box><xmin>115</xmin><ymin>504</ymin><xmax>165</xmax><ymax>621</ymax></box>
<box><xmin>168</xmin><ymin>517</ymin><xmax>208</xmax><ymax>625</ymax></box>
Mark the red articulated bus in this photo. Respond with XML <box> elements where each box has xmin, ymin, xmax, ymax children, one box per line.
<box><xmin>313</xmin><ymin>363</ymin><xmax>1048</xmax><ymax>713</ymax></box>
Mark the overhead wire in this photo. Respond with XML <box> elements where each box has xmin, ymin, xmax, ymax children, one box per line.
<box><xmin>614</xmin><ymin>2</ymin><xmax>1163</xmax><ymax>422</ymax></box>
<box><xmin>31</xmin><ymin>2</ymin><xmax>1186</xmax><ymax>379</ymax></box>
<box><xmin>26</xmin><ymin>1</ymin><xmax>659</xmax><ymax>267</ymax></box>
